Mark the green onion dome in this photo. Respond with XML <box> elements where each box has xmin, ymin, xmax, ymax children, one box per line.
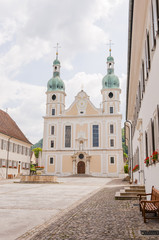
<box><xmin>47</xmin><ymin>76</ymin><xmax>65</xmax><ymax>92</ymax></box>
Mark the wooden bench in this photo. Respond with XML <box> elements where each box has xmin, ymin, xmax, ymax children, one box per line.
<box><xmin>138</xmin><ymin>186</ymin><xmax>159</xmax><ymax>223</ymax></box>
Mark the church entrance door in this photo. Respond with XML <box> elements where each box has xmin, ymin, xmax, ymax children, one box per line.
<box><xmin>77</xmin><ymin>161</ymin><xmax>85</xmax><ymax>174</ymax></box>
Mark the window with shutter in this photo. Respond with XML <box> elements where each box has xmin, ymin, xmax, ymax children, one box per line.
<box><xmin>146</xmin><ymin>31</ymin><xmax>151</xmax><ymax>71</ymax></box>
<box><xmin>152</xmin><ymin>0</ymin><xmax>158</xmax><ymax>36</ymax></box>
<box><xmin>151</xmin><ymin>119</ymin><xmax>155</xmax><ymax>152</ymax></box>
<box><xmin>151</xmin><ymin>0</ymin><xmax>156</xmax><ymax>50</ymax></box>
<box><xmin>145</xmin><ymin>131</ymin><xmax>148</xmax><ymax>158</ymax></box>
<box><xmin>156</xmin><ymin>105</ymin><xmax>159</xmax><ymax>150</ymax></box>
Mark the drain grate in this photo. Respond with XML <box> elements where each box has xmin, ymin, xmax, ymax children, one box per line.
<box><xmin>133</xmin><ymin>204</ymin><xmax>139</xmax><ymax>206</ymax></box>
<box><xmin>141</xmin><ymin>230</ymin><xmax>159</xmax><ymax>235</ymax></box>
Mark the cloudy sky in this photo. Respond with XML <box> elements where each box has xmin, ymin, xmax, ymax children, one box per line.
<box><xmin>0</xmin><ymin>0</ymin><xmax>128</xmax><ymax>144</ymax></box>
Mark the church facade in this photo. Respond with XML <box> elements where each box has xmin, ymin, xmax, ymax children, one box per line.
<box><xmin>42</xmin><ymin>50</ymin><xmax>123</xmax><ymax>177</ymax></box>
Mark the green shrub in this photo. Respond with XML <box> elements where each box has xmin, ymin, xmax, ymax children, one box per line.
<box><xmin>124</xmin><ymin>165</ymin><xmax>128</xmax><ymax>173</ymax></box>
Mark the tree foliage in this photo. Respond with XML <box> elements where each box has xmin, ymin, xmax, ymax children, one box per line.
<box><xmin>32</xmin><ymin>147</ymin><xmax>42</xmax><ymax>158</ymax></box>
<box><xmin>122</xmin><ymin>128</ymin><xmax>128</xmax><ymax>155</ymax></box>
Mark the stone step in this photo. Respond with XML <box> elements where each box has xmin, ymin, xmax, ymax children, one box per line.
<box><xmin>128</xmin><ymin>185</ymin><xmax>145</xmax><ymax>190</ymax></box>
<box><xmin>124</xmin><ymin>188</ymin><xmax>145</xmax><ymax>193</ymax></box>
<box><xmin>119</xmin><ymin>191</ymin><xmax>145</xmax><ymax>196</ymax></box>
<box><xmin>115</xmin><ymin>192</ymin><xmax>140</xmax><ymax>200</ymax></box>
<box><xmin>115</xmin><ymin>185</ymin><xmax>146</xmax><ymax>200</ymax></box>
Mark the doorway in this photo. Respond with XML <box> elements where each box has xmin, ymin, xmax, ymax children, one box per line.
<box><xmin>77</xmin><ymin>161</ymin><xmax>85</xmax><ymax>174</ymax></box>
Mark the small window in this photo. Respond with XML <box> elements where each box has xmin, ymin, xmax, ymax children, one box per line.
<box><xmin>51</xmin><ymin>140</ymin><xmax>54</xmax><ymax>148</ymax></box>
<box><xmin>110</xmin><ymin>139</ymin><xmax>114</xmax><ymax>147</ymax></box>
<box><xmin>51</xmin><ymin>126</ymin><xmax>54</xmax><ymax>135</ymax></box>
<box><xmin>110</xmin><ymin>124</ymin><xmax>114</xmax><ymax>134</ymax></box>
<box><xmin>110</xmin><ymin>157</ymin><xmax>115</xmax><ymax>164</ymax></box>
<box><xmin>52</xmin><ymin>109</ymin><xmax>55</xmax><ymax>115</ymax></box>
<box><xmin>110</xmin><ymin>107</ymin><xmax>113</xmax><ymax>114</ymax></box>
<box><xmin>50</xmin><ymin>157</ymin><xmax>54</xmax><ymax>164</ymax></box>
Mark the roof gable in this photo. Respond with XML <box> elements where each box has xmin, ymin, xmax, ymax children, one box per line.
<box><xmin>0</xmin><ymin>110</ymin><xmax>31</xmax><ymax>144</ymax></box>
<box><xmin>65</xmin><ymin>90</ymin><xmax>99</xmax><ymax>116</ymax></box>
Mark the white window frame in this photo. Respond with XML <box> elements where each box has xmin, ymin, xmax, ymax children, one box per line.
<box><xmin>51</xmin><ymin>140</ymin><xmax>54</xmax><ymax>148</ymax></box>
<box><xmin>110</xmin><ymin>156</ymin><xmax>115</xmax><ymax>165</ymax></box>
<box><xmin>110</xmin><ymin>124</ymin><xmax>114</xmax><ymax>134</ymax></box>
<box><xmin>110</xmin><ymin>139</ymin><xmax>115</xmax><ymax>147</ymax></box>
<box><xmin>110</xmin><ymin>107</ymin><xmax>113</xmax><ymax>114</ymax></box>
<box><xmin>51</xmin><ymin>126</ymin><xmax>55</xmax><ymax>135</ymax></box>
<box><xmin>49</xmin><ymin>157</ymin><xmax>54</xmax><ymax>165</ymax></box>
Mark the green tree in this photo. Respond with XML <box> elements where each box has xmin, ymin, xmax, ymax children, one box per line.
<box><xmin>32</xmin><ymin>147</ymin><xmax>42</xmax><ymax>158</ymax></box>
<box><xmin>122</xmin><ymin>128</ymin><xmax>128</xmax><ymax>155</ymax></box>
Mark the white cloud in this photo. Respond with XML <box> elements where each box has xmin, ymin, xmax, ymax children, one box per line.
<box><xmin>0</xmin><ymin>73</ymin><xmax>45</xmax><ymax>143</ymax></box>
<box><xmin>0</xmin><ymin>0</ymin><xmax>124</xmax><ymax>74</ymax></box>
<box><xmin>0</xmin><ymin>0</ymin><xmax>127</xmax><ymax>143</ymax></box>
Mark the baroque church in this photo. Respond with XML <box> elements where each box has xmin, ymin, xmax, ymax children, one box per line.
<box><xmin>42</xmin><ymin>48</ymin><xmax>123</xmax><ymax>177</ymax></box>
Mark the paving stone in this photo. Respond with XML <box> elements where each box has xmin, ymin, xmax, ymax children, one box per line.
<box><xmin>17</xmin><ymin>181</ymin><xmax>159</xmax><ymax>240</ymax></box>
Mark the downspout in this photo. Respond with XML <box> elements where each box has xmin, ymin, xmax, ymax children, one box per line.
<box><xmin>125</xmin><ymin>120</ymin><xmax>133</xmax><ymax>183</ymax></box>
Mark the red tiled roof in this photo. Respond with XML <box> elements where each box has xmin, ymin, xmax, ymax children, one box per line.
<box><xmin>0</xmin><ymin>110</ymin><xmax>31</xmax><ymax>144</ymax></box>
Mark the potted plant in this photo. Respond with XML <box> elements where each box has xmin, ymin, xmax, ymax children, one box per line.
<box><xmin>132</xmin><ymin>165</ymin><xmax>139</xmax><ymax>172</ymax></box>
<box><xmin>144</xmin><ymin>157</ymin><xmax>149</xmax><ymax>167</ymax></box>
<box><xmin>152</xmin><ymin>151</ymin><xmax>158</xmax><ymax>163</ymax></box>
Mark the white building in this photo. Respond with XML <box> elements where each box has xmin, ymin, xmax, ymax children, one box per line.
<box><xmin>0</xmin><ymin>110</ymin><xmax>32</xmax><ymax>179</ymax></box>
<box><xmin>126</xmin><ymin>0</ymin><xmax>159</xmax><ymax>192</ymax></box>
<box><xmin>42</xmin><ymin>49</ymin><xmax>123</xmax><ymax>176</ymax></box>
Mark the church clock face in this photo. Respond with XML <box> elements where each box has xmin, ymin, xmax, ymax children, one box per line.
<box><xmin>52</xmin><ymin>94</ymin><xmax>56</xmax><ymax>100</ymax></box>
<box><xmin>78</xmin><ymin>100</ymin><xmax>86</xmax><ymax>108</ymax></box>
<box><xmin>108</xmin><ymin>92</ymin><xmax>113</xmax><ymax>98</ymax></box>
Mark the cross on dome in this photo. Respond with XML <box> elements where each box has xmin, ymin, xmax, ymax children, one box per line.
<box><xmin>54</xmin><ymin>43</ymin><xmax>61</xmax><ymax>59</ymax></box>
<box><xmin>106</xmin><ymin>40</ymin><xmax>114</xmax><ymax>56</ymax></box>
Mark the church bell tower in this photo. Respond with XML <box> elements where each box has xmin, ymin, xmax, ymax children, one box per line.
<box><xmin>101</xmin><ymin>48</ymin><xmax>121</xmax><ymax>115</ymax></box>
<box><xmin>46</xmin><ymin>44</ymin><xmax>66</xmax><ymax>117</ymax></box>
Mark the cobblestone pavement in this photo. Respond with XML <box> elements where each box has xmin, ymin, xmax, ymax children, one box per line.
<box><xmin>18</xmin><ymin>180</ymin><xmax>159</xmax><ymax>240</ymax></box>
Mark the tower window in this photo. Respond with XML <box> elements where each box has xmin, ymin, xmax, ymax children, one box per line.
<box><xmin>52</xmin><ymin>94</ymin><xmax>56</xmax><ymax>100</ymax></box>
<box><xmin>65</xmin><ymin>126</ymin><xmax>71</xmax><ymax>148</ymax></box>
<box><xmin>50</xmin><ymin>157</ymin><xmax>54</xmax><ymax>164</ymax></box>
<box><xmin>51</xmin><ymin>126</ymin><xmax>54</xmax><ymax>135</ymax></box>
<box><xmin>110</xmin><ymin>157</ymin><xmax>115</xmax><ymax>164</ymax></box>
<box><xmin>93</xmin><ymin>125</ymin><xmax>99</xmax><ymax>147</ymax></box>
<box><xmin>110</xmin><ymin>107</ymin><xmax>113</xmax><ymax>114</ymax></box>
<box><xmin>52</xmin><ymin>109</ymin><xmax>55</xmax><ymax>115</ymax></box>
<box><xmin>110</xmin><ymin>124</ymin><xmax>114</xmax><ymax>134</ymax></box>
<box><xmin>110</xmin><ymin>139</ymin><xmax>114</xmax><ymax>147</ymax></box>
<box><xmin>51</xmin><ymin>140</ymin><xmax>54</xmax><ymax>148</ymax></box>
<box><xmin>55</xmin><ymin>66</ymin><xmax>57</xmax><ymax>70</ymax></box>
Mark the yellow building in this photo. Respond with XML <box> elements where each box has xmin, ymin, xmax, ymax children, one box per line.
<box><xmin>42</xmin><ymin>50</ymin><xmax>123</xmax><ymax>176</ymax></box>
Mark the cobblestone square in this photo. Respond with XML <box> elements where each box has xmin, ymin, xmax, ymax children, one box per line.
<box><xmin>18</xmin><ymin>179</ymin><xmax>159</xmax><ymax>240</ymax></box>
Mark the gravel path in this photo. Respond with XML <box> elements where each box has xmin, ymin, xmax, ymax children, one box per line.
<box><xmin>17</xmin><ymin>180</ymin><xmax>159</xmax><ymax>240</ymax></box>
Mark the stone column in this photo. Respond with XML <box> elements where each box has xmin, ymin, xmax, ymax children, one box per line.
<box><xmin>86</xmin><ymin>156</ymin><xmax>91</xmax><ymax>174</ymax></box>
<box><xmin>72</xmin><ymin>156</ymin><xmax>76</xmax><ymax>175</ymax></box>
